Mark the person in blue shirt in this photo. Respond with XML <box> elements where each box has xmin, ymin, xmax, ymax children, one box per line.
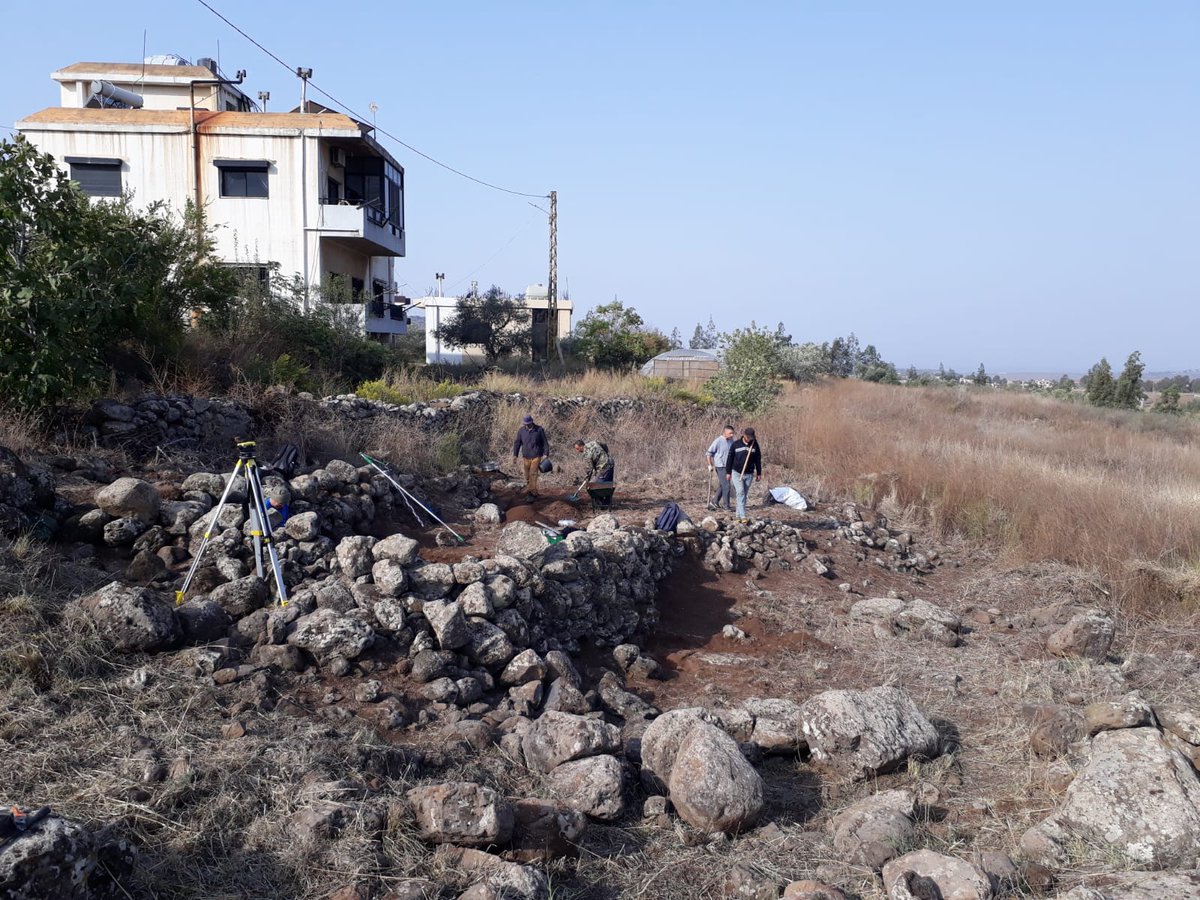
<box><xmin>705</xmin><ymin>424</ymin><xmax>736</xmax><ymax>511</ymax></box>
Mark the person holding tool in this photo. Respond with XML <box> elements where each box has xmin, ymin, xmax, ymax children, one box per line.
<box><xmin>705</xmin><ymin>424</ymin><xmax>736</xmax><ymax>511</ymax></box>
<box><xmin>726</xmin><ymin>427</ymin><xmax>762</xmax><ymax>522</ymax></box>
<box><xmin>574</xmin><ymin>439</ymin><xmax>614</xmax><ymax>483</ymax></box>
<box><xmin>511</xmin><ymin>414</ymin><xmax>550</xmax><ymax>501</ymax></box>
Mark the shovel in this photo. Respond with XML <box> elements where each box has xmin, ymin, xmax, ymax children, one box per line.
<box><xmin>566</xmin><ymin>477</ymin><xmax>589</xmax><ymax>503</ymax></box>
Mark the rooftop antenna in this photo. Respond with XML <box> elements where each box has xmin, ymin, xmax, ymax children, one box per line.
<box><xmin>296</xmin><ymin>67</ymin><xmax>313</xmax><ymax>109</ymax></box>
<box><xmin>140</xmin><ymin>29</ymin><xmax>147</xmax><ymax>86</ymax></box>
<box><xmin>368</xmin><ymin>102</ymin><xmax>379</xmax><ymax>129</ymax></box>
<box><xmin>257</xmin><ymin>90</ymin><xmax>270</xmax><ymax>111</ymax></box>
<box><xmin>435</xmin><ymin>273</ymin><xmax>445</xmax><ymax>298</ymax></box>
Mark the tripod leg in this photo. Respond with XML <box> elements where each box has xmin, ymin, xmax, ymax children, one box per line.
<box><xmin>176</xmin><ymin>459</ymin><xmax>244</xmax><ymax>604</ymax></box>
<box><xmin>247</xmin><ymin>493</ymin><xmax>265</xmax><ymax>579</ymax></box>
<box><xmin>247</xmin><ymin>463</ymin><xmax>291</xmax><ymax>607</ymax></box>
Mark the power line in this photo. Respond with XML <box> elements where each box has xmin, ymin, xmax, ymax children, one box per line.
<box><xmin>448</xmin><ymin>210</ymin><xmax>542</xmax><ymax>292</ymax></box>
<box><xmin>193</xmin><ymin>0</ymin><xmax>547</xmax><ymax>199</ymax></box>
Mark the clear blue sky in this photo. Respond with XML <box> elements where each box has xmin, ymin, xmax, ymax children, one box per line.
<box><xmin>2</xmin><ymin>1</ymin><xmax>1197</xmax><ymax>373</ymax></box>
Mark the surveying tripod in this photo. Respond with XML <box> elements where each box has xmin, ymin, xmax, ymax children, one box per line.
<box><xmin>176</xmin><ymin>440</ymin><xmax>290</xmax><ymax>607</ymax></box>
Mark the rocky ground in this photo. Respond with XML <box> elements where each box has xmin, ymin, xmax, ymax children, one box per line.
<box><xmin>2</xmin><ymin>402</ymin><xmax>1200</xmax><ymax>900</ymax></box>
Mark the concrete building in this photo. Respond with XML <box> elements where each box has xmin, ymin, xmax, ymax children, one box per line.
<box><xmin>16</xmin><ymin>57</ymin><xmax>409</xmax><ymax>342</ymax></box>
<box><xmin>418</xmin><ymin>285</ymin><xmax>573</xmax><ymax>365</ymax></box>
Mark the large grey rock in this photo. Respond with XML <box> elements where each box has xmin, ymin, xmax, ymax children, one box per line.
<box><xmin>509</xmin><ymin>799</ymin><xmax>588</xmax><ymax>863</ymax></box>
<box><xmin>668</xmin><ymin>721</ymin><xmax>764</xmax><ymax>833</ymax></box>
<box><xmin>102</xmin><ymin>516</ymin><xmax>148</xmax><ymax>546</ymax></box>
<box><xmin>640</xmin><ymin>707</ymin><xmax>727</xmax><ymax>792</ymax></box>
<box><xmin>0</xmin><ymin>813</ymin><xmax>135</xmax><ymax>900</ymax></box>
<box><xmin>799</xmin><ymin>687</ymin><xmax>941</xmax><ymax>779</ymax></box>
<box><xmin>160</xmin><ymin>499</ymin><xmax>208</xmax><ymax>535</ymax></box>
<box><xmin>434</xmin><ymin>847</ymin><xmax>548</xmax><ymax>900</ymax></box>
<box><xmin>1047</xmin><ymin>608</ymin><xmax>1116</xmax><ymax>661</ymax></box>
<box><xmin>521</xmin><ymin>711</ymin><xmax>621</xmax><ymax>774</ymax></box>
<box><xmin>474</xmin><ymin>503</ymin><xmax>502</xmax><ymax>525</ymax></box>
<box><xmin>335</xmin><ymin>535</ymin><xmax>377</xmax><ymax>578</ymax></box>
<box><xmin>287</xmin><ymin>608</ymin><xmax>374</xmax><ymax>662</ymax></box>
<box><xmin>409</xmin><ymin>562</ymin><xmax>456</xmax><ymax>599</ymax></box>
<box><xmin>831</xmin><ymin>789</ymin><xmax>916</xmax><ymax>870</ymax></box>
<box><xmin>501</xmin><ymin>649</ymin><xmax>547</xmax><ymax>686</ymax></box>
<box><xmin>373</xmin><ymin>533</ymin><xmax>420</xmax><ymax>565</ymax></box>
<box><xmin>209</xmin><ymin>575</ymin><xmax>269</xmax><ymax>618</ymax></box>
<box><xmin>95</xmin><ymin>477</ymin><xmax>161</xmax><ymax>524</ymax></box>
<box><xmin>407</xmin><ymin>781</ymin><xmax>514</xmax><ymax>847</ymax></box>
<box><xmin>745</xmin><ymin>698</ymin><xmax>806</xmax><ymax>754</ymax></box>
<box><xmin>882</xmin><ymin>850</ymin><xmax>991</xmax><ymax>899</ymax></box>
<box><xmin>75</xmin><ymin>582</ymin><xmax>181</xmax><ymax>652</ymax></box>
<box><xmin>371</xmin><ymin>558</ymin><xmax>409</xmax><ymax>597</ymax></box>
<box><xmin>546</xmin><ymin>754</ymin><xmax>626</xmax><ymax>822</ymax></box>
<box><xmin>466</xmin><ymin>618</ymin><xmax>517</xmax><ymax>670</ymax></box>
<box><xmin>1022</xmin><ymin>727</ymin><xmax>1200</xmax><ymax>869</ymax></box>
<box><xmin>496</xmin><ymin>522</ymin><xmax>549</xmax><ymax>561</ymax></box>
<box><xmin>175</xmin><ymin>599</ymin><xmax>232</xmax><ymax>644</ymax></box>
<box><xmin>284</xmin><ymin>510</ymin><xmax>320</xmax><ymax>541</ymax></box>
<box><xmin>1055</xmin><ymin>872</ymin><xmax>1200</xmax><ymax>899</ymax></box>
<box><xmin>423</xmin><ymin>599</ymin><xmax>472</xmax><ymax>650</ymax></box>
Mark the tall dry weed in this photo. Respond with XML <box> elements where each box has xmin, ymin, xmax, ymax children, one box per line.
<box><xmin>765</xmin><ymin>380</ymin><xmax>1200</xmax><ymax>613</ymax></box>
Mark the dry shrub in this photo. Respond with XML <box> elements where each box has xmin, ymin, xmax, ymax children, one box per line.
<box><xmin>0</xmin><ymin>409</ymin><xmax>48</xmax><ymax>454</ymax></box>
<box><xmin>765</xmin><ymin>380</ymin><xmax>1200</xmax><ymax>614</ymax></box>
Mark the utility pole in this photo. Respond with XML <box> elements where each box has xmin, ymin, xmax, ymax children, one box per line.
<box><xmin>547</xmin><ymin>190</ymin><xmax>559</xmax><ymax>362</ymax></box>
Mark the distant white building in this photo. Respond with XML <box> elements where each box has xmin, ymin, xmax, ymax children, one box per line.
<box><xmin>17</xmin><ymin>57</ymin><xmax>409</xmax><ymax>343</ymax></box>
<box><xmin>417</xmin><ymin>285</ymin><xmax>573</xmax><ymax>364</ymax></box>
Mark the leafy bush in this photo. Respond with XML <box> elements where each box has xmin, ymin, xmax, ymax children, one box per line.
<box><xmin>355</xmin><ymin>380</ymin><xmax>412</xmax><ymax>405</ymax></box>
<box><xmin>0</xmin><ymin>136</ymin><xmax>236</xmax><ymax>410</ymax></box>
<box><xmin>707</xmin><ymin>325</ymin><xmax>786</xmax><ymax>413</ymax></box>
<box><xmin>573</xmin><ymin>301</ymin><xmax>672</xmax><ymax>369</ymax></box>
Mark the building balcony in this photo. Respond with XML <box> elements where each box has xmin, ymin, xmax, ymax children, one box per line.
<box><xmin>315</xmin><ymin>201</ymin><xmax>405</xmax><ymax>257</ymax></box>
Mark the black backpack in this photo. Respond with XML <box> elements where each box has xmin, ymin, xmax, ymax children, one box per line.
<box><xmin>654</xmin><ymin>501</ymin><xmax>689</xmax><ymax>533</ymax></box>
<box><xmin>268</xmin><ymin>443</ymin><xmax>301</xmax><ymax>478</ymax></box>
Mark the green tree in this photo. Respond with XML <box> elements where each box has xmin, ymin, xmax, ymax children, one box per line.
<box><xmin>668</xmin><ymin>326</ymin><xmax>683</xmax><ymax>350</ymax></box>
<box><xmin>0</xmin><ymin>136</ymin><xmax>236</xmax><ymax>410</ymax></box>
<box><xmin>828</xmin><ymin>333</ymin><xmax>860</xmax><ymax>377</ymax></box>
<box><xmin>574</xmin><ymin>301</ymin><xmax>671</xmax><ymax>368</ymax></box>
<box><xmin>782</xmin><ymin>342</ymin><xmax>832</xmax><ymax>381</ymax></box>
<box><xmin>431</xmin><ymin>285</ymin><xmax>531</xmax><ymax>363</ymax></box>
<box><xmin>1153</xmin><ymin>384</ymin><xmax>1182</xmax><ymax>414</ymax></box>
<box><xmin>688</xmin><ymin>316</ymin><xmax>720</xmax><ymax>350</ymax></box>
<box><xmin>707</xmin><ymin>324</ymin><xmax>786</xmax><ymax>413</ymax></box>
<box><xmin>972</xmin><ymin>363</ymin><xmax>989</xmax><ymax>386</ymax></box>
<box><xmin>1113</xmin><ymin>350</ymin><xmax>1146</xmax><ymax>409</ymax></box>
<box><xmin>1083</xmin><ymin>357</ymin><xmax>1116</xmax><ymax>407</ymax></box>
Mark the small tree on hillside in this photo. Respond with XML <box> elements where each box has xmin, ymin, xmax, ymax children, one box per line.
<box><xmin>973</xmin><ymin>364</ymin><xmax>989</xmax><ymax>385</ymax></box>
<box><xmin>828</xmin><ymin>334</ymin><xmax>860</xmax><ymax>377</ymax></box>
<box><xmin>708</xmin><ymin>324</ymin><xmax>786</xmax><ymax>413</ymax></box>
<box><xmin>432</xmin><ymin>285</ymin><xmax>531</xmax><ymax>363</ymax></box>
<box><xmin>689</xmin><ymin>316</ymin><xmax>720</xmax><ymax>350</ymax></box>
<box><xmin>1153</xmin><ymin>384</ymin><xmax>1182</xmax><ymax>414</ymax></box>
<box><xmin>783</xmin><ymin>342</ymin><xmax>832</xmax><ymax>381</ymax></box>
<box><xmin>574</xmin><ymin>301</ymin><xmax>670</xmax><ymax>368</ymax></box>
<box><xmin>668</xmin><ymin>326</ymin><xmax>683</xmax><ymax>350</ymax></box>
<box><xmin>1113</xmin><ymin>351</ymin><xmax>1146</xmax><ymax>409</ymax></box>
<box><xmin>1083</xmin><ymin>357</ymin><xmax>1116</xmax><ymax>406</ymax></box>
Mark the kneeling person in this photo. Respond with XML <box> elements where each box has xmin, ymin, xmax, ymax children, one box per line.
<box><xmin>574</xmin><ymin>439</ymin><xmax>614</xmax><ymax>484</ymax></box>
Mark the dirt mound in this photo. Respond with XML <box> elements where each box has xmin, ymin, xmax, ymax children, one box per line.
<box><xmin>504</xmin><ymin>497</ymin><xmax>584</xmax><ymax>526</ymax></box>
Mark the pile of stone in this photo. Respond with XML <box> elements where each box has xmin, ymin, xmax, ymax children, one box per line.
<box><xmin>0</xmin><ymin>448</ymin><xmax>60</xmax><ymax>536</ymax></box>
<box><xmin>81</xmin><ymin>396</ymin><xmax>254</xmax><ymax>449</ymax></box>
<box><xmin>681</xmin><ymin>516</ymin><xmax>812</xmax><ymax>575</ymax></box>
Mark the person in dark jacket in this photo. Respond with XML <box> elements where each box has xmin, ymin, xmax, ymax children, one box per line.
<box><xmin>512</xmin><ymin>414</ymin><xmax>549</xmax><ymax>499</ymax></box>
<box><xmin>725</xmin><ymin>427</ymin><xmax>762</xmax><ymax>522</ymax></box>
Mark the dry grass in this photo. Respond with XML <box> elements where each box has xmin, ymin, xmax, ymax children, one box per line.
<box><xmin>766</xmin><ymin>380</ymin><xmax>1200</xmax><ymax>613</ymax></box>
<box><xmin>480</xmin><ymin>370</ymin><xmax>713</xmax><ymax>404</ymax></box>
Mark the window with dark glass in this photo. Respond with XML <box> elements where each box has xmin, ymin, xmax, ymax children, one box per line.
<box><xmin>65</xmin><ymin>156</ymin><xmax>122</xmax><ymax>197</ymax></box>
<box><xmin>214</xmin><ymin>160</ymin><xmax>269</xmax><ymax>198</ymax></box>
<box><xmin>326</xmin><ymin>177</ymin><xmax>341</xmax><ymax>204</ymax></box>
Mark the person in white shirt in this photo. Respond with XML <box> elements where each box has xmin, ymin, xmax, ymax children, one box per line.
<box><xmin>705</xmin><ymin>425</ymin><xmax>736</xmax><ymax>511</ymax></box>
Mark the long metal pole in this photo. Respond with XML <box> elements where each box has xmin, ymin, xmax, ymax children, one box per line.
<box><xmin>360</xmin><ymin>453</ymin><xmax>465</xmax><ymax>543</ymax></box>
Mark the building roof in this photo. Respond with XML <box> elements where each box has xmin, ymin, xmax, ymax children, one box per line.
<box><xmin>647</xmin><ymin>348</ymin><xmax>721</xmax><ymax>361</ymax></box>
<box><xmin>17</xmin><ymin>108</ymin><xmax>366</xmax><ymax>136</ymax></box>
<box><xmin>52</xmin><ymin>62</ymin><xmax>219</xmax><ymax>82</ymax></box>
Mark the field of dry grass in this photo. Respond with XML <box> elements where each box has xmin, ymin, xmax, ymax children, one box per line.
<box><xmin>765</xmin><ymin>380</ymin><xmax>1200</xmax><ymax>613</ymax></box>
